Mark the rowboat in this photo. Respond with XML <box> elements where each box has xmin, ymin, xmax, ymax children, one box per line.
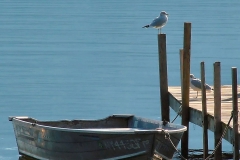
<box><xmin>9</xmin><ymin>114</ymin><xmax>187</xmax><ymax>160</ymax></box>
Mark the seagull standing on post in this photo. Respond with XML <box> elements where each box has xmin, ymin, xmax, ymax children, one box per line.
<box><xmin>142</xmin><ymin>11</ymin><xmax>168</xmax><ymax>34</ymax></box>
<box><xmin>190</xmin><ymin>74</ymin><xmax>213</xmax><ymax>98</ymax></box>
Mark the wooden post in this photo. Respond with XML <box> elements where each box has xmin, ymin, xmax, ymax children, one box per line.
<box><xmin>213</xmin><ymin>62</ymin><xmax>222</xmax><ymax>160</ymax></box>
<box><xmin>232</xmin><ymin>67</ymin><xmax>239</xmax><ymax>160</ymax></box>
<box><xmin>179</xmin><ymin>49</ymin><xmax>184</xmax><ymax>95</ymax></box>
<box><xmin>181</xmin><ymin>22</ymin><xmax>191</xmax><ymax>159</ymax></box>
<box><xmin>158</xmin><ymin>34</ymin><xmax>169</xmax><ymax>122</ymax></box>
<box><xmin>200</xmin><ymin>62</ymin><xmax>208</xmax><ymax>159</ymax></box>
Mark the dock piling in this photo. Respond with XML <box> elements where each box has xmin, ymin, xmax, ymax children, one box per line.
<box><xmin>213</xmin><ymin>62</ymin><xmax>222</xmax><ymax>160</ymax></box>
<box><xmin>181</xmin><ymin>22</ymin><xmax>191</xmax><ymax>159</ymax></box>
<box><xmin>179</xmin><ymin>49</ymin><xmax>184</xmax><ymax>95</ymax></box>
<box><xmin>231</xmin><ymin>67</ymin><xmax>239</xmax><ymax>160</ymax></box>
<box><xmin>200</xmin><ymin>62</ymin><xmax>208</xmax><ymax>159</ymax></box>
<box><xmin>158</xmin><ymin>34</ymin><xmax>169</xmax><ymax>122</ymax></box>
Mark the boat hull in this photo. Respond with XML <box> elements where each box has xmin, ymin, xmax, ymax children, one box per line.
<box><xmin>10</xmin><ymin>115</ymin><xmax>186</xmax><ymax>160</ymax></box>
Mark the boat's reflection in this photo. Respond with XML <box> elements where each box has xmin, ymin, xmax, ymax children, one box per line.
<box><xmin>19</xmin><ymin>156</ymin><xmax>37</xmax><ymax>160</ymax></box>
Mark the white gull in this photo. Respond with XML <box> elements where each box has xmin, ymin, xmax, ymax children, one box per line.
<box><xmin>190</xmin><ymin>74</ymin><xmax>213</xmax><ymax>98</ymax></box>
<box><xmin>142</xmin><ymin>11</ymin><xmax>168</xmax><ymax>34</ymax></box>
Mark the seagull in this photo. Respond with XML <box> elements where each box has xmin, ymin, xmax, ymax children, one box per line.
<box><xmin>190</xmin><ymin>74</ymin><xmax>213</xmax><ymax>98</ymax></box>
<box><xmin>142</xmin><ymin>11</ymin><xmax>168</xmax><ymax>34</ymax></box>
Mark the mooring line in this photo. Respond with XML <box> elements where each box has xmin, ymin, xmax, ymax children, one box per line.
<box><xmin>162</xmin><ymin>129</ymin><xmax>187</xmax><ymax>160</ymax></box>
<box><xmin>204</xmin><ymin>111</ymin><xmax>233</xmax><ymax>160</ymax></box>
<box><xmin>171</xmin><ymin>105</ymin><xmax>182</xmax><ymax>123</ymax></box>
<box><xmin>165</xmin><ymin>110</ymin><xmax>234</xmax><ymax>160</ymax></box>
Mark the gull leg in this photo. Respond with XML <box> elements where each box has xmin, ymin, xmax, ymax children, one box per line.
<box><xmin>196</xmin><ymin>91</ymin><xmax>198</xmax><ymax>98</ymax></box>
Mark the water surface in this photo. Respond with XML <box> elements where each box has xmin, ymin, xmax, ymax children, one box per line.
<box><xmin>1</xmin><ymin>1</ymin><xmax>239</xmax><ymax>159</ymax></box>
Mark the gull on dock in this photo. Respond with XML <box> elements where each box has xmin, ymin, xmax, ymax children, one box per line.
<box><xmin>190</xmin><ymin>74</ymin><xmax>213</xmax><ymax>98</ymax></box>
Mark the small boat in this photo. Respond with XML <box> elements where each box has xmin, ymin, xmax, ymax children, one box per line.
<box><xmin>9</xmin><ymin>114</ymin><xmax>187</xmax><ymax>160</ymax></box>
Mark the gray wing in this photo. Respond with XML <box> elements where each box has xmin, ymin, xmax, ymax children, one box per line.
<box><xmin>149</xmin><ymin>17</ymin><xmax>166</xmax><ymax>28</ymax></box>
<box><xmin>191</xmin><ymin>79</ymin><xmax>202</xmax><ymax>89</ymax></box>
<box><xmin>192</xmin><ymin>79</ymin><xmax>212</xmax><ymax>90</ymax></box>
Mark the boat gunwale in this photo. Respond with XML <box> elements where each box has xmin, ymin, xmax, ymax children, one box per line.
<box><xmin>9</xmin><ymin>115</ymin><xmax>187</xmax><ymax>134</ymax></box>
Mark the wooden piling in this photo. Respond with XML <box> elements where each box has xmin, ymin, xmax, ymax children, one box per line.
<box><xmin>231</xmin><ymin>67</ymin><xmax>239</xmax><ymax>160</ymax></box>
<box><xmin>213</xmin><ymin>62</ymin><xmax>222</xmax><ymax>160</ymax></box>
<box><xmin>181</xmin><ymin>22</ymin><xmax>191</xmax><ymax>159</ymax></box>
<box><xmin>179</xmin><ymin>49</ymin><xmax>184</xmax><ymax>94</ymax></box>
<box><xmin>200</xmin><ymin>62</ymin><xmax>208</xmax><ymax>159</ymax></box>
<box><xmin>158</xmin><ymin>34</ymin><xmax>169</xmax><ymax>122</ymax></box>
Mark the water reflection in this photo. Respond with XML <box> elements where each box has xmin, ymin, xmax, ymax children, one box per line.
<box><xmin>19</xmin><ymin>156</ymin><xmax>37</xmax><ymax>160</ymax></box>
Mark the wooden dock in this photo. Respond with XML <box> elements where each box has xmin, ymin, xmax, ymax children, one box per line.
<box><xmin>168</xmin><ymin>85</ymin><xmax>239</xmax><ymax>145</ymax></box>
<box><xmin>157</xmin><ymin>22</ymin><xmax>239</xmax><ymax>159</ymax></box>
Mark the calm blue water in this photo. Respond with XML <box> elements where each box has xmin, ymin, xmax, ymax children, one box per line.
<box><xmin>1</xmin><ymin>1</ymin><xmax>239</xmax><ymax>159</ymax></box>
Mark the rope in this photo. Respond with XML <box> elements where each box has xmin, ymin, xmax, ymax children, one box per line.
<box><xmin>162</xmin><ymin>129</ymin><xmax>187</xmax><ymax>160</ymax></box>
<box><xmin>171</xmin><ymin>105</ymin><xmax>182</xmax><ymax>123</ymax></box>
<box><xmin>204</xmin><ymin>111</ymin><xmax>233</xmax><ymax>160</ymax></box>
<box><xmin>164</xmin><ymin>111</ymin><xmax>234</xmax><ymax>160</ymax></box>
